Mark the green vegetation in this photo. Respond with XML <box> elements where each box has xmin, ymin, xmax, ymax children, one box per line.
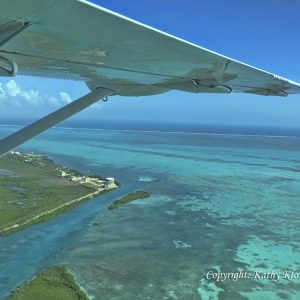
<box><xmin>0</xmin><ymin>152</ymin><xmax>117</xmax><ymax>235</ymax></box>
<box><xmin>108</xmin><ymin>191</ymin><xmax>151</xmax><ymax>210</ymax></box>
<box><xmin>9</xmin><ymin>266</ymin><xmax>88</xmax><ymax>300</ymax></box>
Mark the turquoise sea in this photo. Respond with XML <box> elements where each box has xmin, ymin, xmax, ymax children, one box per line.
<box><xmin>0</xmin><ymin>125</ymin><xmax>300</xmax><ymax>299</ymax></box>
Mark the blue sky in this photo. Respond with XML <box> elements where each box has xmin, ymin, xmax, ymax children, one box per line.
<box><xmin>1</xmin><ymin>0</ymin><xmax>300</xmax><ymax>128</ymax></box>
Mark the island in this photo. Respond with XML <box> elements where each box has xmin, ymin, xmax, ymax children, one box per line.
<box><xmin>9</xmin><ymin>266</ymin><xmax>88</xmax><ymax>300</ymax></box>
<box><xmin>108</xmin><ymin>190</ymin><xmax>150</xmax><ymax>210</ymax></box>
<box><xmin>0</xmin><ymin>152</ymin><xmax>118</xmax><ymax>235</ymax></box>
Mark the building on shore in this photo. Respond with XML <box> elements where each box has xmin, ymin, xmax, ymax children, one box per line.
<box><xmin>105</xmin><ymin>177</ymin><xmax>115</xmax><ymax>188</ymax></box>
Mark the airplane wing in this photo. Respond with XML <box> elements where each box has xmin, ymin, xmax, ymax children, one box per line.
<box><xmin>0</xmin><ymin>0</ymin><xmax>300</xmax><ymax>97</ymax></box>
<box><xmin>0</xmin><ymin>0</ymin><xmax>300</xmax><ymax>156</ymax></box>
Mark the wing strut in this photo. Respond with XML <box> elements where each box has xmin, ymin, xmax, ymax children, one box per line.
<box><xmin>0</xmin><ymin>87</ymin><xmax>114</xmax><ymax>157</ymax></box>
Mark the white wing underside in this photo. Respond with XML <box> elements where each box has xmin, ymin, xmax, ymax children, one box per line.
<box><xmin>0</xmin><ymin>0</ymin><xmax>300</xmax><ymax>97</ymax></box>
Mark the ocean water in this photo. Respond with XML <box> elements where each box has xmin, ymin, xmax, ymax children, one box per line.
<box><xmin>0</xmin><ymin>126</ymin><xmax>300</xmax><ymax>299</ymax></box>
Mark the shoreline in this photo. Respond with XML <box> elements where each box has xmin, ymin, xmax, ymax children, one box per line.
<box><xmin>0</xmin><ymin>152</ymin><xmax>118</xmax><ymax>236</ymax></box>
<box><xmin>0</xmin><ymin>187</ymin><xmax>116</xmax><ymax>236</ymax></box>
<box><xmin>9</xmin><ymin>266</ymin><xmax>89</xmax><ymax>300</ymax></box>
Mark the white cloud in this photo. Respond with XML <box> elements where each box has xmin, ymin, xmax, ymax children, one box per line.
<box><xmin>45</xmin><ymin>92</ymin><xmax>72</xmax><ymax>106</ymax></box>
<box><xmin>47</xmin><ymin>95</ymin><xmax>59</xmax><ymax>105</ymax></box>
<box><xmin>0</xmin><ymin>80</ymin><xmax>41</xmax><ymax>107</ymax></box>
<box><xmin>59</xmin><ymin>92</ymin><xmax>72</xmax><ymax>104</ymax></box>
<box><xmin>0</xmin><ymin>83</ymin><xmax>7</xmax><ymax>99</ymax></box>
<box><xmin>0</xmin><ymin>80</ymin><xmax>113</xmax><ymax>115</ymax></box>
<box><xmin>6</xmin><ymin>80</ymin><xmax>21</xmax><ymax>97</ymax></box>
<box><xmin>0</xmin><ymin>80</ymin><xmax>73</xmax><ymax>108</ymax></box>
<box><xmin>22</xmin><ymin>90</ymin><xmax>40</xmax><ymax>105</ymax></box>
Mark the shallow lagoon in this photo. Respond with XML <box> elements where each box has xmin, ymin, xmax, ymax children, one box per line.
<box><xmin>0</xmin><ymin>126</ymin><xmax>300</xmax><ymax>299</ymax></box>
